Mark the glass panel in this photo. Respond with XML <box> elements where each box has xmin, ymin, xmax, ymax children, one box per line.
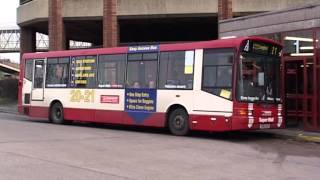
<box><xmin>297</xmin><ymin>63</ymin><xmax>304</xmax><ymax>94</ymax></box>
<box><xmin>98</xmin><ymin>54</ymin><xmax>125</xmax><ymax>88</ymax></box>
<box><xmin>143</xmin><ymin>53</ymin><xmax>158</xmax><ymax>60</ymax></box>
<box><xmin>283</xmin><ymin>30</ymin><xmax>314</xmax><ymax>57</ymax></box>
<box><xmin>33</xmin><ymin>60</ymin><xmax>44</xmax><ymax>88</ymax></box>
<box><xmin>297</xmin><ymin>99</ymin><xmax>303</xmax><ymax>110</ymax></box>
<box><xmin>202</xmin><ymin>48</ymin><xmax>233</xmax><ymax>99</ymax></box>
<box><xmin>128</xmin><ymin>53</ymin><xmax>142</xmax><ymax>61</ymax></box>
<box><xmin>217</xmin><ymin>66</ymin><xmax>233</xmax><ymax>87</ymax></box>
<box><xmin>46</xmin><ymin>57</ymin><xmax>70</xmax><ymax>88</ymax></box>
<box><xmin>126</xmin><ymin>60</ymin><xmax>157</xmax><ymax>89</ymax></box>
<box><xmin>237</xmin><ymin>53</ymin><xmax>281</xmax><ymax>103</ymax></box>
<box><xmin>307</xmin><ymin>63</ymin><xmax>313</xmax><ymax>94</ymax></box>
<box><xmin>47</xmin><ymin>58</ymin><xmax>58</xmax><ymax>64</ymax></box>
<box><xmin>308</xmin><ymin>99</ymin><xmax>312</xmax><ymax>112</ymax></box>
<box><xmin>286</xmin><ymin>98</ymin><xmax>296</xmax><ymax>111</ymax></box>
<box><xmin>159</xmin><ymin>51</ymin><xmax>194</xmax><ymax>89</ymax></box>
<box><xmin>285</xmin><ymin>72</ymin><xmax>297</xmax><ymax>94</ymax></box>
<box><xmin>25</xmin><ymin>60</ymin><xmax>33</xmax><ymax>81</ymax></box>
<box><xmin>203</xmin><ymin>49</ymin><xmax>233</xmax><ymax>66</ymax></box>
<box><xmin>203</xmin><ymin>66</ymin><xmax>217</xmax><ymax>87</ymax></box>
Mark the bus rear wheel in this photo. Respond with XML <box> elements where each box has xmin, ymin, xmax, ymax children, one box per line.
<box><xmin>50</xmin><ymin>102</ymin><xmax>64</xmax><ymax>124</ymax></box>
<box><xmin>168</xmin><ymin>108</ymin><xmax>189</xmax><ymax>136</ymax></box>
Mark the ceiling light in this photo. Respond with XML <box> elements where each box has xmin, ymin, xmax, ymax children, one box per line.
<box><xmin>290</xmin><ymin>53</ymin><xmax>314</xmax><ymax>56</ymax></box>
<box><xmin>285</xmin><ymin>36</ymin><xmax>313</xmax><ymax>42</ymax></box>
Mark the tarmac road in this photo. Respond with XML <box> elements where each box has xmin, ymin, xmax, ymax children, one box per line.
<box><xmin>0</xmin><ymin>112</ymin><xmax>319</xmax><ymax>180</ymax></box>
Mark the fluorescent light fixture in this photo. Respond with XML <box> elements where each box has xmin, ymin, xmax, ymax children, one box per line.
<box><xmin>285</xmin><ymin>36</ymin><xmax>313</xmax><ymax>42</ymax></box>
<box><xmin>221</xmin><ymin>36</ymin><xmax>237</xmax><ymax>39</ymax></box>
<box><xmin>300</xmin><ymin>65</ymin><xmax>310</xmax><ymax>68</ymax></box>
<box><xmin>290</xmin><ymin>53</ymin><xmax>314</xmax><ymax>56</ymax></box>
<box><xmin>300</xmin><ymin>46</ymin><xmax>314</xmax><ymax>50</ymax></box>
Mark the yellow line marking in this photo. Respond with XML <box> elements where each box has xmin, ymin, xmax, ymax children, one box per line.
<box><xmin>298</xmin><ymin>134</ymin><xmax>320</xmax><ymax>142</ymax></box>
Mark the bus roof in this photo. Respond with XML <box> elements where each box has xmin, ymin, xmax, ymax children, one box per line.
<box><xmin>22</xmin><ymin>36</ymin><xmax>282</xmax><ymax>60</ymax></box>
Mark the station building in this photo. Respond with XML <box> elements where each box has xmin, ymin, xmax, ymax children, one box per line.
<box><xmin>17</xmin><ymin>0</ymin><xmax>320</xmax><ymax>131</ymax></box>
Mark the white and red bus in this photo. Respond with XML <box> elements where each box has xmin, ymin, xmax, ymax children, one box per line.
<box><xmin>18</xmin><ymin>37</ymin><xmax>283</xmax><ymax>135</ymax></box>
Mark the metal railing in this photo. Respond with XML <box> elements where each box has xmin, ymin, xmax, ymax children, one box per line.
<box><xmin>0</xmin><ymin>29</ymin><xmax>92</xmax><ymax>53</ymax></box>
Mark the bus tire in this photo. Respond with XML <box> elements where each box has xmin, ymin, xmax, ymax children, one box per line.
<box><xmin>168</xmin><ymin>108</ymin><xmax>189</xmax><ymax>136</ymax></box>
<box><xmin>50</xmin><ymin>102</ymin><xmax>64</xmax><ymax>124</ymax></box>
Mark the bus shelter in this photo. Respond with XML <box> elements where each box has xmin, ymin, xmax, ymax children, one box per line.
<box><xmin>219</xmin><ymin>3</ymin><xmax>320</xmax><ymax>131</ymax></box>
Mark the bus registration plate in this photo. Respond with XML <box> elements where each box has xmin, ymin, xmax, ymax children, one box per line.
<box><xmin>259</xmin><ymin>124</ymin><xmax>271</xmax><ymax>129</ymax></box>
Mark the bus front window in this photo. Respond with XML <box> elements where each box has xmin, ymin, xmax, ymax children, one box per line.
<box><xmin>237</xmin><ymin>53</ymin><xmax>281</xmax><ymax>103</ymax></box>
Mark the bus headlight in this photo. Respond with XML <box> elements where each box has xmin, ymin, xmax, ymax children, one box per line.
<box><xmin>277</xmin><ymin>104</ymin><xmax>283</xmax><ymax>127</ymax></box>
<box><xmin>248</xmin><ymin>117</ymin><xmax>254</xmax><ymax>128</ymax></box>
<box><xmin>277</xmin><ymin>116</ymin><xmax>283</xmax><ymax>127</ymax></box>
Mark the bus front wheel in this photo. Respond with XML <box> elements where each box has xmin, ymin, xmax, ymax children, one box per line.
<box><xmin>168</xmin><ymin>108</ymin><xmax>189</xmax><ymax>136</ymax></box>
<box><xmin>50</xmin><ymin>102</ymin><xmax>64</xmax><ymax>124</ymax></box>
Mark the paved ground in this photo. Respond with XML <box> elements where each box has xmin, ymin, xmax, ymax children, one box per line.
<box><xmin>2</xmin><ymin>102</ymin><xmax>320</xmax><ymax>143</ymax></box>
<box><xmin>0</xmin><ymin>101</ymin><xmax>17</xmax><ymax>114</ymax></box>
<box><xmin>0</xmin><ymin>112</ymin><xmax>319</xmax><ymax>180</ymax></box>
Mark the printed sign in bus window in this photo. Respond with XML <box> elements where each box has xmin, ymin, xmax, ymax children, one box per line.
<box><xmin>70</xmin><ymin>56</ymin><xmax>97</xmax><ymax>88</ymax></box>
<box><xmin>184</xmin><ymin>51</ymin><xmax>194</xmax><ymax>74</ymax></box>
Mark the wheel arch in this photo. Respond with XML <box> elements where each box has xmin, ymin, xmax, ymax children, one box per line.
<box><xmin>49</xmin><ymin>99</ymin><xmax>63</xmax><ymax>119</ymax></box>
<box><xmin>49</xmin><ymin>99</ymin><xmax>63</xmax><ymax>109</ymax></box>
<box><xmin>165</xmin><ymin>104</ymin><xmax>188</xmax><ymax>127</ymax></box>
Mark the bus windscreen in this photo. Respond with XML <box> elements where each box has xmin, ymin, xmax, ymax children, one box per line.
<box><xmin>237</xmin><ymin>40</ymin><xmax>282</xmax><ymax>103</ymax></box>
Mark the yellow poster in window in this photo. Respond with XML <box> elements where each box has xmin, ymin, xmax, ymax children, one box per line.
<box><xmin>184</xmin><ymin>65</ymin><xmax>193</xmax><ymax>74</ymax></box>
<box><xmin>184</xmin><ymin>51</ymin><xmax>194</xmax><ymax>74</ymax></box>
<box><xmin>220</xmin><ymin>89</ymin><xmax>231</xmax><ymax>99</ymax></box>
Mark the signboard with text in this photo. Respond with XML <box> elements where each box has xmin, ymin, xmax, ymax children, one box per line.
<box><xmin>70</xmin><ymin>56</ymin><xmax>97</xmax><ymax>88</ymax></box>
<box><xmin>128</xmin><ymin>45</ymin><xmax>159</xmax><ymax>53</ymax></box>
<box><xmin>125</xmin><ymin>88</ymin><xmax>157</xmax><ymax>124</ymax></box>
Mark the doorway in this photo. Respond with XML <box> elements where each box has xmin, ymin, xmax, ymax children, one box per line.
<box><xmin>284</xmin><ymin>57</ymin><xmax>314</xmax><ymax>129</ymax></box>
<box><xmin>31</xmin><ymin>59</ymin><xmax>45</xmax><ymax>101</ymax></box>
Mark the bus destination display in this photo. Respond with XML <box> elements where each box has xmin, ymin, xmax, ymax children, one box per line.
<box><xmin>242</xmin><ymin>40</ymin><xmax>282</xmax><ymax>57</ymax></box>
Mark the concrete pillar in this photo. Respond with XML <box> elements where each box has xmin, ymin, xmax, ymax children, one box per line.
<box><xmin>103</xmin><ymin>0</ymin><xmax>118</xmax><ymax>47</ymax></box>
<box><xmin>20</xmin><ymin>27</ymin><xmax>36</xmax><ymax>60</ymax></box>
<box><xmin>49</xmin><ymin>0</ymin><xmax>66</xmax><ymax>51</ymax></box>
<box><xmin>218</xmin><ymin>0</ymin><xmax>233</xmax><ymax>20</ymax></box>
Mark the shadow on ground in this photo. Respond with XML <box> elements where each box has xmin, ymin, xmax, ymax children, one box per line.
<box><xmin>24</xmin><ymin>117</ymin><xmax>277</xmax><ymax>143</ymax></box>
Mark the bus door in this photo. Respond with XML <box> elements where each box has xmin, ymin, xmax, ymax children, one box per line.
<box><xmin>31</xmin><ymin>59</ymin><xmax>45</xmax><ymax>101</ymax></box>
<box><xmin>284</xmin><ymin>57</ymin><xmax>313</xmax><ymax>129</ymax></box>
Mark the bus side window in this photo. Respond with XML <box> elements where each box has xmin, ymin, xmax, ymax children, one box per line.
<box><xmin>126</xmin><ymin>53</ymin><xmax>158</xmax><ymax>89</ymax></box>
<box><xmin>202</xmin><ymin>48</ymin><xmax>234</xmax><ymax>100</ymax></box>
<box><xmin>34</xmin><ymin>60</ymin><xmax>44</xmax><ymax>88</ymax></box>
<box><xmin>25</xmin><ymin>60</ymin><xmax>33</xmax><ymax>81</ymax></box>
<box><xmin>46</xmin><ymin>57</ymin><xmax>70</xmax><ymax>88</ymax></box>
<box><xmin>159</xmin><ymin>51</ymin><xmax>194</xmax><ymax>89</ymax></box>
<box><xmin>98</xmin><ymin>54</ymin><xmax>125</xmax><ymax>88</ymax></box>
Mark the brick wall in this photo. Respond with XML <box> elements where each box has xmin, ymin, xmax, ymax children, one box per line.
<box><xmin>49</xmin><ymin>0</ymin><xmax>66</xmax><ymax>51</ymax></box>
<box><xmin>218</xmin><ymin>0</ymin><xmax>233</xmax><ymax>20</ymax></box>
<box><xmin>103</xmin><ymin>0</ymin><xmax>118</xmax><ymax>47</ymax></box>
